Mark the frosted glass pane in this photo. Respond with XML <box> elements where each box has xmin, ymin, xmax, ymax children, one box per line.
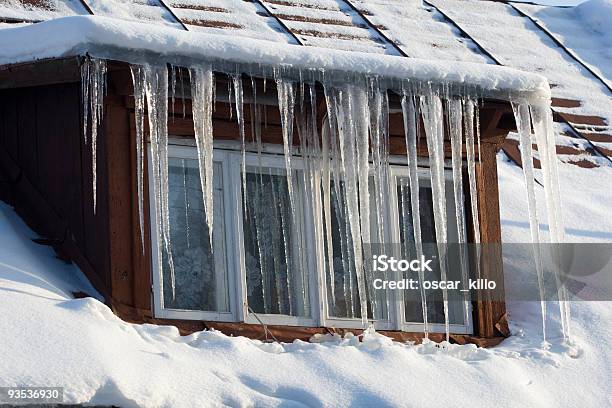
<box><xmin>161</xmin><ymin>158</ymin><xmax>229</xmax><ymax>312</ymax></box>
<box><xmin>324</xmin><ymin>180</ymin><xmax>389</xmax><ymax>321</ymax></box>
<box><xmin>242</xmin><ymin>168</ymin><xmax>310</xmax><ymax>317</ymax></box>
<box><xmin>397</xmin><ymin>177</ymin><xmax>464</xmax><ymax>325</ymax></box>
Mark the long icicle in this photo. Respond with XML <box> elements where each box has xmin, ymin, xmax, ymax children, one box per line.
<box><xmin>353</xmin><ymin>85</ymin><xmax>374</xmax><ymax>319</ymax></box>
<box><xmin>130</xmin><ymin>65</ymin><xmax>146</xmax><ymax>253</ymax></box>
<box><xmin>421</xmin><ymin>92</ymin><xmax>450</xmax><ymax>340</ymax></box>
<box><xmin>512</xmin><ymin>101</ymin><xmax>548</xmax><ymax>344</ymax></box>
<box><xmin>464</xmin><ymin>99</ymin><xmax>481</xmax><ymax>281</ymax></box>
<box><xmin>401</xmin><ymin>90</ymin><xmax>429</xmax><ymax>337</ymax></box>
<box><xmin>143</xmin><ymin>64</ymin><xmax>175</xmax><ymax>299</ymax></box>
<box><xmin>81</xmin><ymin>57</ymin><xmax>107</xmax><ymax>213</ymax></box>
<box><xmin>190</xmin><ymin>66</ymin><xmax>215</xmax><ymax>249</ymax></box>
<box><xmin>448</xmin><ymin>98</ymin><xmax>471</xmax><ymax>329</ymax></box>
<box><xmin>337</xmin><ymin>85</ymin><xmax>368</xmax><ymax>324</ymax></box>
<box><xmin>531</xmin><ymin>104</ymin><xmax>570</xmax><ymax>340</ymax></box>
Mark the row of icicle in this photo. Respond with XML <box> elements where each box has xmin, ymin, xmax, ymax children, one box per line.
<box><xmin>81</xmin><ymin>57</ymin><xmax>570</xmax><ymax>342</ymax></box>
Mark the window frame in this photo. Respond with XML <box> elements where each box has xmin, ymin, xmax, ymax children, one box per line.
<box><xmin>387</xmin><ymin>165</ymin><xmax>474</xmax><ymax>334</ymax></box>
<box><xmin>149</xmin><ymin>139</ymin><xmax>473</xmax><ymax>334</ymax></box>
<box><xmin>149</xmin><ymin>144</ymin><xmax>239</xmax><ymax>322</ymax></box>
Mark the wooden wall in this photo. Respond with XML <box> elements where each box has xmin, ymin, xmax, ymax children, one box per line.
<box><xmin>0</xmin><ymin>82</ymin><xmax>111</xmax><ymax>297</ymax></box>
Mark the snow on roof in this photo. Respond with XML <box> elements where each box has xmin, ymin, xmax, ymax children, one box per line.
<box><xmin>428</xmin><ymin>0</ymin><xmax>612</xmax><ymax>166</ymax></box>
<box><xmin>0</xmin><ymin>0</ymin><xmax>609</xmax><ymax>165</ymax></box>
<box><xmin>348</xmin><ymin>0</ymin><xmax>492</xmax><ymax>63</ymax></box>
<box><xmin>0</xmin><ymin>15</ymin><xmax>551</xmax><ymax>103</ymax></box>
<box><xmin>84</xmin><ymin>0</ymin><xmax>182</xmax><ymax>28</ymax></box>
<box><xmin>256</xmin><ymin>0</ymin><xmax>401</xmax><ymax>55</ymax></box>
<box><xmin>166</xmin><ymin>0</ymin><xmax>297</xmax><ymax>43</ymax></box>
<box><xmin>513</xmin><ymin>0</ymin><xmax>611</xmax><ymax>88</ymax></box>
<box><xmin>0</xmin><ymin>0</ymin><xmax>87</xmax><ymax>22</ymax></box>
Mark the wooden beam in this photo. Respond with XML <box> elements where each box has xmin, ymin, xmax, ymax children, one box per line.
<box><xmin>0</xmin><ymin>57</ymin><xmax>81</xmax><ymax>90</ymax></box>
<box><xmin>474</xmin><ymin>141</ymin><xmax>507</xmax><ymax>338</ymax></box>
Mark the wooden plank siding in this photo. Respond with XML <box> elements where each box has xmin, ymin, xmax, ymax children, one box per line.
<box><xmin>0</xmin><ymin>79</ymin><xmax>112</xmax><ymax>301</ymax></box>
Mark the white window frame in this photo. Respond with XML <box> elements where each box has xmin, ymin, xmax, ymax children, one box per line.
<box><xmin>149</xmin><ymin>144</ymin><xmax>239</xmax><ymax>322</ymax></box>
<box><xmin>387</xmin><ymin>166</ymin><xmax>474</xmax><ymax>335</ymax></box>
<box><xmin>233</xmin><ymin>151</ymin><xmax>320</xmax><ymax>327</ymax></box>
<box><xmin>150</xmin><ymin>139</ymin><xmax>473</xmax><ymax>335</ymax></box>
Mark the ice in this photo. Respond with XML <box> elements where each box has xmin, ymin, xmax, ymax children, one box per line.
<box><xmin>81</xmin><ymin>57</ymin><xmax>106</xmax><ymax>213</ymax></box>
<box><xmin>368</xmin><ymin>85</ymin><xmax>389</xmax><ymax>319</ymax></box>
<box><xmin>530</xmin><ymin>105</ymin><xmax>571</xmax><ymax>340</ymax></box>
<box><xmin>233</xmin><ymin>74</ymin><xmax>247</xmax><ymax>217</ymax></box>
<box><xmin>332</xmin><ymin>85</ymin><xmax>369</xmax><ymax>324</ymax></box>
<box><xmin>129</xmin><ymin>65</ymin><xmax>146</xmax><ymax>253</ymax></box>
<box><xmin>274</xmin><ymin>73</ymin><xmax>297</xmax><ymax>221</ymax></box>
<box><xmin>142</xmin><ymin>64</ymin><xmax>175</xmax><ymax>299</ymax></box>
<box><xmin>420</xmin><ymin>91</ymin><xmax>450</xmax><ymax>340</ymax></box>
<box><xmin>463</xmin><ymin>99</ymin><xmax>481</xmax><ymax>280</ymax></box>
<box><xmin>447</xmin><ymin>98</ymin><xmax>471</xmax><ymax>328</ymax></box>
<box><xmin>512</xmin><ymin>101</ymin><xmax>547</xmax><ymax>343</ymax></box>
<box><xmin>401</xmin><ymin>90</ymin><xmax>429</xmax><ymax>336</ymax></box>
<box><xmin>190</xmin><ymin>66</ymin><xmax>215</xmax><ymax>249</ymax></box>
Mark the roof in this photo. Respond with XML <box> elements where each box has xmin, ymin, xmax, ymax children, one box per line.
<box><xmin>0</xmin><ymin>0</ymin><xmax>610</xmax><ymax>167</ymax></box>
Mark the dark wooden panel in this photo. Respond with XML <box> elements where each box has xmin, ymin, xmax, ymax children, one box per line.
<box><xmin>474</xmin><ymin>141</ymin><xmax>507</xmax><ymax>338</ymax></box>
<box><xmin>16</xmin><ymin>88</ymin><xmax>38</xmax><ymax>182</ymax></box>
<box><xmin>106</xmin><ymin>94</ymin><xmax>135</xmax><ymax>306</ymax></box>
<box><xmin>81</xmin><ymin>90</ymin><xmax>111</xmax><ymax>289</ymax></box>
<box><xmin>3</xmin><ymin>89</ymin><xmax>19</xmax><ymax>162</ymax></box>
<box><xmin>58</xmin><ymin>83</ymin><xmax>86</xmax><ymax>247</ymax></box>
<box><xmin>0</xmin><ymin>58</ymin><xmax>80</xmax><ymax>90</ymax></box>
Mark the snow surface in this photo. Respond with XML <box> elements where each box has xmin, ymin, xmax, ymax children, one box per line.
<box><xmin>515</xmin><ymin>0</ymin><xmax>612</xmax><ymax>85</ymax></box>
<box><xmin>0</xmin><ymin>156</ymin><xmax>611</xmax><ymax>407</ymax></box>
<box><xmin>430</xmin><ymin>0</ymin><xmax>612</xmax><ymax>120</ymax></box>
<box><xmin>0</xmin><ymin>0</ymin><xmax>86</xmax><ymax>21</ymax></box>
<box><xmin>0</xmin><ymin>15</ymin><xmax>551</xmax><ymax>103</ymax></box>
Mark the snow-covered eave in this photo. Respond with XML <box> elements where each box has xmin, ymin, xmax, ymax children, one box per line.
<box><xmin>0</xmin><ymin>15</ymin><xmax>551</xmax><ymax>105</ymax></box>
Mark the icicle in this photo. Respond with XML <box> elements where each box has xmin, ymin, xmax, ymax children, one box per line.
<box><xmin>276</xmin><ymin>74</ymin><xmax>311</xmax><ymax>313</ymax></box>
<box><xmin>325</xmin><ymin>87</ymin><xmax>353</xmax><ymax>317</ymax></box>
<box><xmin>81</xmin><ymin>60</ymin><xmax>90</xmax><ymax>145</ymax></box>
<box><xmin>448</xmin><ymin>98</ymin><xmax>471</xmax><ymax>328</ymax></box>
<box><xmin>275</xmin><ymin>75</ymin><xmax>297</xmax><ymax>218</ymax></box>
<box><xmin>81</xmin><ymin>57</ymin><xmax>107</xmax><ymax>213</ymax></box>
<box><xmin>420</xmin><ymin>92</ymin><xmax>450</xmax><ymax>340</ymax></box>
<box><xmin>321</xmin><ymin>120</ymin><xmax>336</xmax><ymax>310</ymax></box>
<box><xmin>464</xmin><ymin>99</ymin><xmax>481</xmax><ymax>281</ymax></box>
<box><xmin>143</xmin><ymin>64</ymin><xmax>176</xmax><ymax>299</ymax></box>
<box><xmin>170</xmin><ymin>65</ymin><xmax>176</xmax><ymax>118</ymax></box>
<box><xmin>369</xmin><ymin>85</ymin><xmax>390</xmax><ymax>319</ymax></box>
<box><xmin>531</xmin><ymin>104</ymin><xmax>570</xmax><ymax>340</ymax></box>
<box><xmin>336</xmin><ymin>86</ymin><xmax>368</xmax><ymax>324</ymax></box>
<box><xmin>182</xmin><ymin>159</ymin><xmax>191</xmax><ymax>248</ymax></box>
<box><xmin>190</xmin><ymin>66</ymin><xmax>215</xmax><ymax>249</ymax></box>
<box><xmin>353</xmin><ymin>86</ymin><xmax>373</xmax><ymax>319</ymax></box>
<box><xmin>129</xmin><ymin>65</ymin><xmax>146</xmax><ymax>253</ymax></box>
<box><xmin>271</xmin><ymin>167</ymin><xmax>294</xmax><ymax>315</ymax></box>
<box><xmin>401</xmin><ymin>91</ymin><xmax>429</xmax><ymax>337</ymax></box>
<box><xmin>178</xmin><ymin>68</ymin><xmax>186</xmax><ymax>118</ymax></box>
<box><xmin>512</xmin><ymin>101</ymin><xmax>547</xmax><ymax>344</ymax></box>
<box><xmin>233</xmin><ymin>74</ymin><xmax>248</xmax><ymax>222</ymax></box>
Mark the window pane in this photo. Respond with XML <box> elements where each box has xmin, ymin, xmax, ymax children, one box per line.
<box><xmin>243</xmin><ymin>167</ymin><xmax>310</xmax><ymax>317</ymax></box>
<box><xmin>397</xmin><ymin>177</ymin><xmax>465</xmax><ymax>325</ymax></box>
<box><xmin>161</xmin><ymin>158</ymin><xmax>229</xmax><ymax>312</ymax></box>
<box><xmin>324</xmin><ymin>180</ymin><xmax>389</xmax><ymax>321</ymax></box>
